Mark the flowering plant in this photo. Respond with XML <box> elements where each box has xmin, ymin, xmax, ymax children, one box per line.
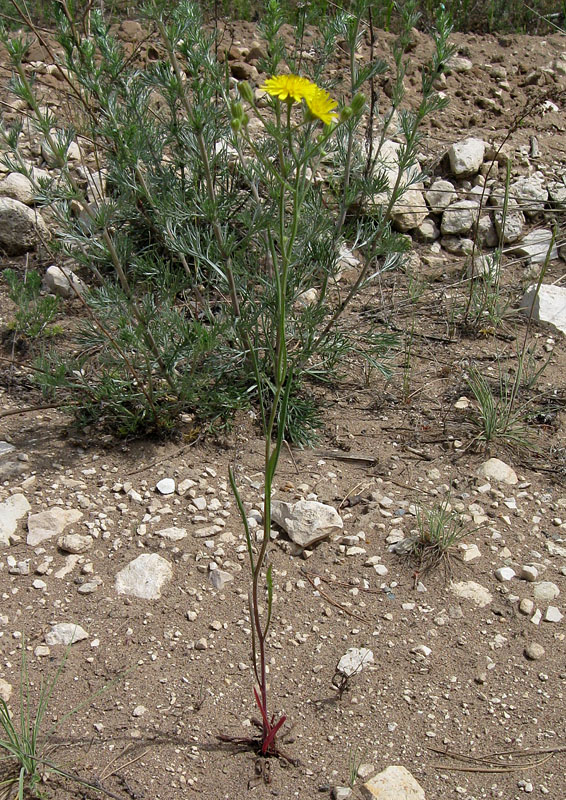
<box><xmin>220</xmin><ymin>0</ymin><xmax>453</xmax><ymax>767</ymax></box>
<box><xmin>225</xmin><ymin>72</ymin><xmax>355</xmax><ymax>761</ymax></box>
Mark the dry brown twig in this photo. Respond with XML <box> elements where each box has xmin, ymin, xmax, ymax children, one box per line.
<box><xmin>301</xmin><ymin>571</ymin><xmax>368</xmax><ymax>623</ymax></box>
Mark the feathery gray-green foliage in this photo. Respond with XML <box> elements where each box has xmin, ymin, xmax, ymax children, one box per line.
<box><xmin>1</xmin><ymin>0</ymin><xmax>453</xmax><ymax>440</ymax></box>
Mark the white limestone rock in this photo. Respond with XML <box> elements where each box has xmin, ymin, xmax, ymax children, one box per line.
<box><xmin>458</xmin><ymin>543</ymin><xmax>481</xmax><ymax>562</ymax></box>
<box><xmin>512</xmin><ymin>229</ymin><xmax>558</xmax><ymax>264</ymax></box>
<box><xmin>415</xmin><ymin>216</ymin><xmax>440</xmax><ymax>242</ymax></box>
<box><xmin>372</xmin><ymin>139</ymin><xmax>422</xmax><ymax>191</ymax></box>
<box><xmin>524</xmin><ymin>642</ymin><xmax>545</xmax><ymax>660</ymax></box>
<box><xmin>361</xmin><ymin>765</ymin><xmax>425</xmax><ymax>800</ymax></box>
<box><xmin>468</xmin><ymin>254</ymin><xmax>499</xmax><ymax>279</ymax></box>
<box><xmin>544</xmin><ymin>606</ymin><xmax>563</xmax><ymax>623</ymax></box>
<box><xmin>477</xmin><ymin>458</ymin><xmax>518</xmax><ymax>485</ymax></box>
<box><xmin>295</xmin><ymin>287</ymin><xmax>319</xmax><ymax>308</ymax></box>
<box><xmin>27</xmin><ymin>507</ymin><xmax>83</xmax><ymax>546</ymax></box>
<box><xmin>0</xmin><ymin>678</ymin><xmax>12</xmax><ymax>702</ymax></box>
<box><xmin>441</xmin><ymin>235</ymin><xmax>474</xmax><ymax>256</ymax></box>
<box><xmin>0</xmin><ymin>172</ymin><xmax>35</xmax><ymax>205</ymax></box>
<box><xmin>43</xmin><ymin>265</ymin><xmax>88</xmax><ymax>298</ymax></box>
<box><xmin>451</xmin><ymin>580</ymin><xmax>493</xmax><ymax>607</ymax></box>
<box><xmin>510</xmin><ymin>175</ymin><xmax>548</xmax><ymax>217</ymax></box>
<box><xmin>547</xmin><ymin>541</ymin><xmax>566</xmax><ymax>557</ymax></box>
<box><xmin>446</xmin><ymin>55</ymin><xmax>473</xmax><ymax>73</ymax></box>
<box><xmin>441</xmin><ymin>199</ymin><xmax>478</xmax><ymax>235</ymax></box>
<box><xmin>547</xmin><ymin>180</ymin><xmax>566</xmax><ymax>209</ymax></box>
<box><xmin>57</xmin><ymin>533</ymin><xmax>93</xmax><ymax>554</ymax></box>
<box><xmin>521</xmin><ymin>284</ymin><xmax>566</xmax><ymax>335</ymax></box>
<box><xmin>156</xmin><ymin>526</ymin><xmax>187</xmax><ymax>541</ymax></box>
<box><xmin>332</xmin><ymin>787</ymin><xmax>352</xmax><ymax>800</ymax></box>
<box><xmin>495</xmin><ymin>567</ymin><xmax>516</xmax><ymax>582</ymax></box>
<box><xmin>336</xmin><ymin>647</ymin><xmax>374</xmax><ymax>677</ymax></box>
<box><xmin>369</xmin><ymin>139</ymin><xmax>424</xmax><ymax>229</ymax></box>
<box><xmin>77</xmin><ymin>166</ymin><xmax>107</xmax><ymax>203</ymax></box>
<box><xmin>114</xmin><ymin>553</ymin><xmax>172</xmax><ymax>599</ymax></box>
<box><xmin>533</xmin><ymin>581</ymin><xmax>560</xmax><ymax>602</ymax></box>
<box><xmin>425</xmin><ymin>178</ymin><xmax>457</xmax><ymax>214</ymax></box>
<box><xmin>336</xmin><ymin>243</ymin><xmax>361</xmax><ymax>273</ymax></box>
<box><xmin>494</xmin><ymin>204</ymin><xmax>525</xmax><ymax>244</ymax></box>
<box><xmin>270</xmin><ymin>499</ymin><xmax>343</xmax><ymax>548</ymax></box>
<box><xmin>391</xmin><ymin>188</ymin><xmax>428</xmax><ymax>232</ymax></box>
<box><xmin>156</xmin><ymin>478</ymin><xmax>175</xmax><ymax>495</ymax></box>
<box><xmin>45</xmin><ymin>623</ymin><xmax>88</xmax><ymax>646</ymax></box>
<box><xmin>0</xmin><ymin>197</ymin><xmax>49</xmax><ymax>255</ymax></box>
<box><xmin>476</xmin><ymin>214</ymin><xmax>498</xmax><ymax>247</ymax></box>
<box><xmin>176</xmin><ymin>478</ymin><xmax>197</xmax><ymax>496</ymax></box>
<box><xmin>208</xmin><ymin>568</ymin><xmax>234</xmax><ymax>590</ymax></box>
<box><xmin>519</xmin><ymin>565</ymin><xmax>539</xmax><ymax>582</ymax></box>
<box><xmin>41</xmin><ymin>137</ymin><xmax>81</xmax><ymax>167</ymax></box>
<box><xmin>0</xmin><ymin>493</ymin><xmax>31</xmax><ymax>546</ymax></box>
<box><xmin>448</xmin><ymin>137</ymin><xmax>486</xmax><ymax>176</ymax></box>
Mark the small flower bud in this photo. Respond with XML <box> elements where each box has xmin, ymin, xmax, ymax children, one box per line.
<box><xmin>340</xmin><ymin>106</ymin><xmax>354</xmax><ymax>122</ymax></box>
<box><xmin>238</xmin><ymin>80</ymin><xmax>254</xmax><ymax>105</ymax></box>
<box><xmin>230</xmin><ymin>117</ymin><xmax>242</xmax><ymax>133</ymax></box>
<box><xmin>231</xmin><ymin>100</ymin><xmax>244</xmax><ymax>120</ymax></box>
<box><xmin>351</xmin><ymin>92</ymin><xmax>365</xmax><ymax>115</ymax></box>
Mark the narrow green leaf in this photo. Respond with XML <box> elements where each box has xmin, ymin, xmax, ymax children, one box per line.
<box><xmin>263</xmin><ymin>563</ymin><xmax>274</xmax><ymax>639</ymax></box>
<box><xmin>229</xmin><ymin>466</ymin><xmax>255</xmax><ymax>572</ymax></box>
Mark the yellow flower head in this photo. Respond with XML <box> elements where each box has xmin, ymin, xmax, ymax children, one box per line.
<box><xmin>305</xmin><ymin>86</ymin><xmax>338</xmax><ymax>125</ymax></box>
<box><xmin>261</xmin><ymin>74</ymin><xmax>338</xmax><ymax>125</ymax></box>
<box><xmin>261</xmin><ymin>74</ymin><xmax>317</xmax><ymax>103</ymax></box>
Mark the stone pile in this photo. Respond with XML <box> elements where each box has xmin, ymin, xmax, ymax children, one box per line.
<box><xmin>2</xmin><ymin>119</ymin><xmax>564</xmax><ymax>324</ymax></box>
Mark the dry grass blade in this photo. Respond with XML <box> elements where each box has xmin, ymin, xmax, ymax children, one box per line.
<box><xmin>429</xmin><ymin>744</ymin><xmax>565</xmax><ymax>773</ymax></box>
<box><xmin>302</xmin><ymin>572</ymin><xmax>368</xmax><ymax>622</ymax></box>
<box><xmin>302</xmin><ymin>570</ymin><xmax>382</xmax><ymax>595</ymax></box>
<box><xmin>97</xmin><ymin>743</ymin><xmax>150</xmax><ymax>782</ymax></box>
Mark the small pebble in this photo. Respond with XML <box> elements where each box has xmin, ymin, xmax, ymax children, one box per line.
<box><xmin>534</xmin><ymin>581</ymin><xmax>560</xmax><ymax>602</ymax></box>
<box><xmin>495</xmin><ymin>567</ymin><xmax>515</xmax><ymax>582</ymax></box>
<box><xmin>519</xmin><ymin>565</ymin><xmax>538</xmax><ymax>582</ymax></box>
<box><xmin>544</xmin><ymin>606</ymin><xmax>563</xmax><ymax>623</ymax></box>
<box><xmin>156</xmin><ymin>478</ymin><xmax>175</xmax><ymax>495</ymax></box>
<box><xmin>519</xmin><ymin>598</ymin><xmax>534</xmax><ymax>615</ymax></box>
<box><xmin>524</xmin><ymin>643</ymin><xmax>545</xmax><ymax>661</ymax></box>
<box><xmin>531</xmin><ymin>609</ymin><xmax>542</xmax><ymax>625</ymax></box>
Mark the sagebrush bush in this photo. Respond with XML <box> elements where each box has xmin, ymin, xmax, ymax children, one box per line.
<box><xmin>1</xmin><ymin>0</ymin><xmax>451</xmax><ymax>441</ymax></box>
<box><xmin>3</xmin><ymin>268</ymin><xmax>60</xmax><ymax>341</ymax></box>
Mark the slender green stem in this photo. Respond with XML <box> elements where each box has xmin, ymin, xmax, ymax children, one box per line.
<box><xmin>335</xmin><ymin>12</ymin><xmax>359</xmax><ymax>235</ymax></box>
<box><xmin>508</xmin><ymin>227</ymin><xmax>556</xmax><ymax>418</ymax></box>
